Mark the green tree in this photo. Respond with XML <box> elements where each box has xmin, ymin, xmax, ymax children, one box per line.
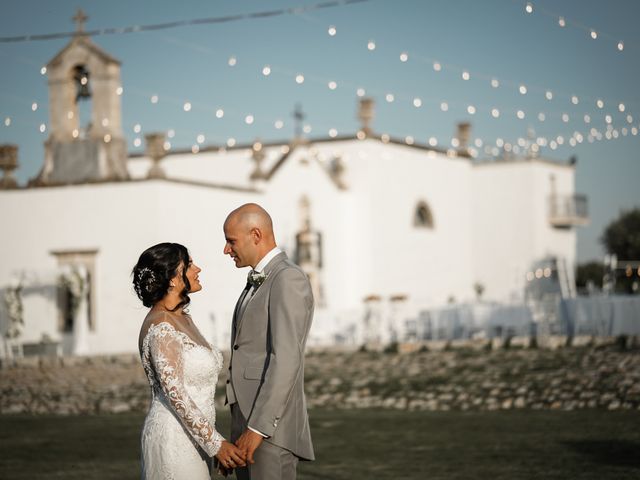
<box><xmin>575</xmin><ymin>261</ymin><xmax>603</xmax><ymax>292</ymax></box>
<box><xmin>601</xmin><ymin>208</ymin><xmax>640</xmax><ymax>294</ymax></box>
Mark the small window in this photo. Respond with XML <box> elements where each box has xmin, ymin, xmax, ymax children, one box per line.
<box><xmin>414</xmin><ymin>201</ymin><xmax>434</xmax><ymax>229</ymax></box>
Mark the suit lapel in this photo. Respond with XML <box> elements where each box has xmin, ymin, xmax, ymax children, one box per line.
<box><xmin>234</xmin><ymin>252</ymin><xmax>288</xmax><ymax>338</ymax></box>
<box><xmin>232</xmin><ymin>284</ymin><xmax>250</xmax><ymax>344</ymax></box>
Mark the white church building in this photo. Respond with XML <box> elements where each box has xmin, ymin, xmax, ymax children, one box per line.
<box><xmin>0</xmin><ymin>24</ymin><xmax>589</xmax><ymax>356</ymax></box>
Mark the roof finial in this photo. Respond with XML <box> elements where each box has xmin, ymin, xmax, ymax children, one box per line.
<box><xmin>73</xmin><ymin>9</ymin><xmax>88</xmax><ymax>34</ymax></box>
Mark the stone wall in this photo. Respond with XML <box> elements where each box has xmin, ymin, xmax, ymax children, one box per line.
<box><xmin>1</xmin><ymin>337</ymin><xmax>639</xmax><ymax>414</ymax></box>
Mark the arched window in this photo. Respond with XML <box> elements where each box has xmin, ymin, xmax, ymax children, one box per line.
<box><xmin>413</xmin><ymin>201</ymin><xmax>434</xmax><ymax>229</ymax></box>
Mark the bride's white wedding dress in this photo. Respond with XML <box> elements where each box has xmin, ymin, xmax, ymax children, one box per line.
<box><xmin>139</xmin><ymin>318</ymin><xmax>225</xmax><ymax>479</ymax></box>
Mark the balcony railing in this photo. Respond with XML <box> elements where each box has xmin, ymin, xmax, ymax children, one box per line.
<box><xmin>548</xmin><ymin>194</ymin><xmax>589</xmax><ymax>228</ymax></box>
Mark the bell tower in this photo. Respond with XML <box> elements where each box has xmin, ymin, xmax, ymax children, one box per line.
<box><xmin>33</xmin><ymin>9</ymin><xmax>128</xmax><ymax>185</ymax></box>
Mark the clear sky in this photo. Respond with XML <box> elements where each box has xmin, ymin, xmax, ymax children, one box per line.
<box><xmin>1</xmin><ymin>0</ymin><xmax>639</xmax><ymax>262</ymax></box>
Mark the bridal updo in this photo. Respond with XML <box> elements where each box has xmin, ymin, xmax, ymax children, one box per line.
<box><xmin>132</xmin><ymin>242</ymin><xmax>191</xmax><ymax>310</ymax></box>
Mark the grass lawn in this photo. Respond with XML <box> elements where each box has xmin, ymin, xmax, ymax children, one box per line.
<box><xmin>1</xmin><ymin>409</ymin><xmax>639</xmax><ymax>479</ymax></box>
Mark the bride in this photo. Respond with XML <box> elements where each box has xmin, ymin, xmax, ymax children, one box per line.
<box><xmin>133</xmin><ymin>242</ymin><xmax>245</xmax><ymax>478</ymax></box>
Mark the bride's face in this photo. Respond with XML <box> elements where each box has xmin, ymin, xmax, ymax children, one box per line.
<box><xmin>172</xmin><ymin>258</ymin><xmax>202</xmax><ymax>294</ymax></box>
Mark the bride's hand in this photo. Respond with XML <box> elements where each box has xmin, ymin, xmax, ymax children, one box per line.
<box><xmin>216</xmin><ymin>440</ymin><xmax>247</xmax><ymax>471</ymax></box>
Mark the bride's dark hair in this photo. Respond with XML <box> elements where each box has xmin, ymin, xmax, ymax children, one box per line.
<box><xmin>132</xmin><ymin>242</ymin><xmax>191</xmax><ymax>311</ymax></box>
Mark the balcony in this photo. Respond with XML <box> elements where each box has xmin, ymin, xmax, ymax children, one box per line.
<box><xmin>548</xmin><ymin>194</ymin><xmax>589</xmax><ymax>228</ymax></box>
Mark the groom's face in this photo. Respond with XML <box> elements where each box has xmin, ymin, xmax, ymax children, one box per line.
<box><xmin>223</xmin><ymin>219</ymin><xmax>256</xmax><ymax>268</ymax></box>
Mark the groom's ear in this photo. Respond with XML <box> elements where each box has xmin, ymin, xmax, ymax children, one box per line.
<box><xmin>251</xmin><ymin>227</ymin><xmax>262</xmax><ymax>244</ymax></box>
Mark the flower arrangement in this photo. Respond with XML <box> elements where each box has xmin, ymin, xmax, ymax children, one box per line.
<box><xmin>3</xmin><ymin>281</ymin><xmax>23</xmax><ymax>340</ymax></box>
<box><xmin>58</xmin><ymin>266</ymin><xmax>87</xmax><ymax>319</ymax></box>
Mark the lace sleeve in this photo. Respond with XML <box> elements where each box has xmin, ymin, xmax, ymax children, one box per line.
<box><xmin>148</xmin><ymin>323</ymin><xmax>225</xmax><ymax>457</ymax></box>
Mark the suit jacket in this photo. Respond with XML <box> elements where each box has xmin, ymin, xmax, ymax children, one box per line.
<box><xmin>226</xmin><ymin>251</ymin><xmax>315</xmax><ymax>461</ymax></box>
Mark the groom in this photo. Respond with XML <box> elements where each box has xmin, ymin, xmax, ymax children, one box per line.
<box><xmin>223</xmin><ymin>203</ymin><xmax>315</xmax><ymax>479</ymax></box>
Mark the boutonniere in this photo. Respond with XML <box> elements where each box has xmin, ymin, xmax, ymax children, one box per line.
<box><xmin>248</xmin><ymin>270</ymin><xmax>268</xmax><ymax>289</ymax></box>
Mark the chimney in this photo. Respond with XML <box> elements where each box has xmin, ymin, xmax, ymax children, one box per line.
<box><xmin>358</xmin><ymin>97</ymin><xmax>375</xmax><ymax>137</ymax></box>
<box><xmin>145</xmin><ymin>133</ymin><xmax>167</xmax><ymax>179</ymax></box>
<box><xmin>456</xmin><ymin>122</ymin><xmax>471</xmax><ymax>153</ymax></box>
<box><xmin>0</xmin><ymin>144</ymin><xmax>19</xmax><ymax>188</ymax></box>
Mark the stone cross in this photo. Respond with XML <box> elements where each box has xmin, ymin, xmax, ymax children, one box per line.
<box><xmin>73</xmin><ymin>9</ymin><xmax>88</xmax><ymax>34</ymax></box>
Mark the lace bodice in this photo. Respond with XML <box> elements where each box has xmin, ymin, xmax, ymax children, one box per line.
<box><xmin>140</xmin><ymin>320</ymin><xmax>225</xmax><ymax>458</ymax></box>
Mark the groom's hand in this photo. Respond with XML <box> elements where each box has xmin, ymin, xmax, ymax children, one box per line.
<box><xmin>235</xmin><ymin>429</ymin><xmax>263</xmax><ymax>464</ymax></box>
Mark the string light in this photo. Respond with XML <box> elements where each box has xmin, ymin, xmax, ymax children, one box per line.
<box><xmin>183</xmin><ymin>102</ymin><xmax>192</xmax><ymax>112</ymax></box>
<box><xmin>558</xmin><ymin>16</ymin><xmax>566</xmax><ymax>27</ymax></box>
<box><xmin>151</xmin><ymin>95</ymin><xmax>159</xmax><ymax>104</ymax></box>
<box><xmin>116</xmin><ymin>87</ymin><xmax>123</xmax><ymax>95</ymax></box>
<box><xmin>462</xmin><ymin>71</ymin><xmax>470</xmax><ymax>81</ymax></box>
<box><xmin>228</xmin><ymin>56</ymin><xmax>237</xmax><ymax>67</ymax></box>
<box><xmin>133</xmin><ymin>138</ymin><xmax>141</xmax><ymax>147</ymax></box>
<box><xmin>329</xmin><ymin>128</ymin><xmax>338</xmax><ymax>137</ymax></box>
<box><xmin>538</xmin><ymin>113</ymin><xmax>545</xmax><ymax>121</ymax></box>
<box><xmin>295</xmin><ymin>74</ymin><xmax>305</xmax><ymax>84</ymax></box>
<box><xmin>226</xmin><ymin>138</ymin><xmax>236</xmax><ymax>147</ymax></box>
<box><xmin>167</xmin><ymin>129</ymin><xmax>175</xmax><ymax>138</ymax></box>
<box><xmin>4</xmin><ymin>117</ymin><xmax>11</xmax><ymax>126</ymax></box>
<box><xmin>262</xmin><ymin>65</ymin><xmax>271</xmax><ymax>76</ymax></box>
<box><xmin>192</xmin><ymin>145</ymin><xmax>200</xmax><ymax>154</ymax></box>
<box><xmin>40</xmin><ymin>66</ymin><xmax>46</xmax><ymax>75</ymax></box>
<box><xmin>245</xmin><ymin>115</ymin><xmax>254</xmax><ymax>125</ymax></box>
<box><xmin>197</xmin><ymin>134</ymin><xmax>205</xmax><ymax>144</ymax></box>
<box><xmin>357</xmin><ymin>88</ymin><xmax>366</xmax><ymax>97</ymax></box>
<box><xmin>327</xmin><ymin>25</ymin><xmax>336</xmax><ymax>36</ymax></box>
<box><xmin>104</xmin><ymin>134</ymin><xmax>111</xmax><ymax>143</ymax></box>
<box><xmin>303</xmin><ymin>124</ymin><xmax>312</xmax><ymax>134</ymax></box>
<box><xmin>328</xmin><ymin>81</ymin><xmax>337</xmax><ymax>90</ymax></box>
<box><xmin>519</xmin><ymin>85</ymin><xmax>527</xmax><ymax>95</ymax></box>
<box><xmin>400</xmin><ymin>52</ymin><xmax>409</xmax><ymax>62</ymax></box>
<box><xmin>491</xmin><ymin>78</ymin><xmax>500</xmax><ymax>88</ymax></box>
<box><xmin>618</xmin><ymin>41</ymin><xmax>624</xmax><ymax>51</ymax></box>
<box><xmin>367</xmin><ymin>40</ymin><xmax>376</xmax><ymax>51</ymax></box>
<box><xmin>590</xmin><ymin>30</ymin><xmax>598</xmax><ymax>40</ymax></box>
<box><xmin>413</xmin><ymin>97</ymin><xmax>422</xmax><ymax>108</ymax></box>
<box><xmin>274</xmin><ymin>120</ymin><xmax>284</xmax><ymax>129</ymax></box>
<box><xmin>618</xmin><ymin>103</ymin><xmax>625</xmax><ymax>112</ymax></box>
<box><xmin>525</xmin><ymin>2</ymin><xmax>533</xmax><ymax>14</ymax></box>
<box><xmin>385</xmin><ymin>93</ymin><xmax>394</xmax><ymax>102</ymax></box>
<box><xmin>545</xmin><ymin>91</ymin><xmax>553</xmax><ymax>100</ymax></box>
<box><xmin>26</xmin><ymin>36</ymin><xmax>633</xmax><ymax>159</ymax></box>
<box><xmin>133</xmin><ymin>124</ymin><xmax>142</xmax><ymax>133</ymax></box>
<box><xmin>562</xmin><ymin>113</ymin><xmax>569</xmax><ymax>122</ymax></box>
<box><xmin>31</xmin><ymin>102</ymin><xmax>38</xmax><ymax>111</ymax></box>
<box><xmin>433</xmin><ymin>62</ymin><xmax>442</xmax><ymax>72</ymax></box>
<box><xmin>428</xmin><ymin>137</ymin><xmax>437</xmax><ymax>146</ymax></box>
<box><xmin>39</xmin><ymin>123</ymin><xmax>46</xmax><ymax>133</ymax></box>
<box><xmin>215</xmin><ymin>108</ymin><xmax>224</xmax><ymax>118</ymax></box>
<box><xmin>596</xmin><ymin>99</ymin><xmax>604</xmax><ymax>108</ymax></box>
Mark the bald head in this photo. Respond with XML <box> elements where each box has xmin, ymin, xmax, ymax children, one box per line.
<box><xmin>223</xmin><ymin>203</ymin><xmax>277</xmax><ymax>269</ymax></box>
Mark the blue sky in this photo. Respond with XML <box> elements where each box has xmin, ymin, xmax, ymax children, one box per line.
<box><xmin>1</xmin><ymin>0</ymin><xmax>639</xmax><ymax>262</ymax></box>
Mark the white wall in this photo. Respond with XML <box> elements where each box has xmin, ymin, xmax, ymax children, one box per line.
<box><xmin>472</xmin><ymin>160</ymin><xmax>577</xmax><ymax>302</ymax></box>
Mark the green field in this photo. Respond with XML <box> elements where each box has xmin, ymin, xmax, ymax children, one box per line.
<box><xmin>1</xmin><ymin>409</ymin><xmax>639</xmax><ymax>479</ymax></box>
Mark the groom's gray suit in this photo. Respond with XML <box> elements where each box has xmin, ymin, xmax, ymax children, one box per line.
<box><xmin>226</xmin><ymin>251</ymin><xmax>315</xmax><ymax>478</ymax></box>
